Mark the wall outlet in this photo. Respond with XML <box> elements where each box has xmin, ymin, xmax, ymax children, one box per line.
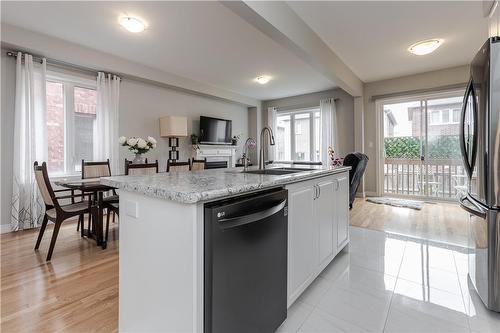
<box><xmin>124</xmin><ymin>200</ymin><xmax>139</xmax><ymax>218</ymax></box>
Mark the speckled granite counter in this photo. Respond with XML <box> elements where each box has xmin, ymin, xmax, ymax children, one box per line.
<box><xmin>100</xmin><ymin>164</ymin><xmax>351</xmax><ymax>204</ymax></box>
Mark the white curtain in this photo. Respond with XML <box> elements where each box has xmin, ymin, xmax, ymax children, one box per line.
<box><xmin>267</xmin><ymin>107</ymin><xmax>277</xmax><ymax>161</ymax></box>
<box><xmin>320</xmin><ymin>98</ymin><xmax>339</xmax><ymax>167</ymax></box>
<box><xmin>94</xmin><ymin>72</ymin><xmax>120</xmax><ymax>174</ymax></box>
<box><xmin>11</xmin><ymin>53</ymin><xmax>47</xmax><ymax>231</ymax></box>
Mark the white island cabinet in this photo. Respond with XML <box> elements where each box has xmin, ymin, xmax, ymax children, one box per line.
<box><xmin>286</xmin><ymin>173</ymin><xmax>349</xmax><ymax>306</ymax></box>
<box><xmin>100</xmin><ymin>165</ymin><xmax>350</xmax><ymax>332</ymax></box>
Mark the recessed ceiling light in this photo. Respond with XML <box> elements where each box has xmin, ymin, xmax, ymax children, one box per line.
<box><xmin>408</xmin><ymin>39</ymin><xmax>443</xmax><ymax>56</ymax></box>
<box><xmin>119</xmin><ymin>16</ymin><xmax>146</xmax><ymax>33</ymax></box>
<box><xmin>255</xmin><ymin>75</ymin><xmax>271</xmax><ymax>84</ymax></box>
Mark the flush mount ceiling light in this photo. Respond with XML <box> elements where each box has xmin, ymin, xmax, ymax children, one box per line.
<box><xmin>408</xmin><ymin>39</ymin><xmax>443</xmax><ymax>56</ymax></box>
<box><xmin>255</xmin><ymin>75</ymin><xmax>272</xmax><ymax>84</ymax></box>
<box><xmin>119</xmin><ymin>16</ymin><xmax>146</xmax><ymax>33</ymax></box>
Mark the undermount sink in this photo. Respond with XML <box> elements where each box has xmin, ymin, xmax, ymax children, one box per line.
<box><xmin>242</xmin><ymin>167</ymin><xmax>312</xmax><ymax>175</ymax></box>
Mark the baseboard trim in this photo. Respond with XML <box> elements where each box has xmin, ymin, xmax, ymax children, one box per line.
<box><xmin>0</xmin><ymin>224</ymin><xmax>13</xmax><ymax>234</ymax></box>
<box><xmin>364</xmin><ymin>191</ymin><xmax>378</xmax><ymax>197</ymax></box>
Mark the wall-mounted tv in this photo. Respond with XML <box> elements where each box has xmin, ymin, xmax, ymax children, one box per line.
<box><xmin>199</xmin><ymin>116</ymin><xmax>232</xmax><ymax>145</ymax></box>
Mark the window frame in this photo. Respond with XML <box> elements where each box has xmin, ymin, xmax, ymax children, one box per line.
<box><xmin>46</xmin><ymin>72</ymin><xmax>97</xmax><ymax>176</ymax></box>
<box><xmin>274</xmin><ymin>107</ymin><xmax>320</xmax><ymax>163</ymax></box>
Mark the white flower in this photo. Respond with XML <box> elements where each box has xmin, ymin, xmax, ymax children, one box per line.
<box><xmin>127</xmin><ymin>138</ymin><xmax>138</xmax><ymax>146</ymax></box>
<box><xmin>119</xmin><ymin>136</ymin><xmax>127</xmax><ymax>144</ymax></box>
<box><xmin>152</xmin><ymin>143</ymin><xmax>157</xmax><ymax>148</ymax></box>
<box><xmin>137</xmin><ymin>138</ymin><xmax>147</xmax><ymax>148</ymax></box>
<box><xmin>147</xmin><ymin>136</ymin><xmax>157</xmax><ymax>144</ymax></box>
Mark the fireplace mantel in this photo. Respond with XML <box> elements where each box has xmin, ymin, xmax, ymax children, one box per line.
<box><xmin>195</xmin><ymin>145</ymin><xmax>238</xmax><ymax>167</ymax></box>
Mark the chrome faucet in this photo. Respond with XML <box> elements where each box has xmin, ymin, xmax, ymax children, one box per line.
<box><xmin>259</xmin><ymin>126</ymin><xmax>275</xmax><ymax>170</ymax></box>
<box><xmin>242</xmin><ymin>137</ymin><xmax>256</xmax><ymax>172</ymax></box>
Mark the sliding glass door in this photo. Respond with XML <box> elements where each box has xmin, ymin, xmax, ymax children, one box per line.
<box><xmin>381</xmin><ymin>92</ymin><xmax>465</xmax><ymax>199</ymax></box>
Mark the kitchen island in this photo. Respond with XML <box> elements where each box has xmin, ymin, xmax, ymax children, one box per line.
<box><xmin>101</xmin><ymin>164</ymin><xmax>351</xmax><ymax>332</ymax></box>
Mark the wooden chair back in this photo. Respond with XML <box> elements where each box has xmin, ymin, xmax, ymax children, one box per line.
<box><xmin>167</xmin><ymin>161</ymin><xmax>191</xmax><ymax>172</ymax></box>
<box><xmin>190</xmin><ymin>158</ymin><xmax>206</xmax><ymax>171</ymax></box>
<box><xmin>34</xmin><ymin>162</ymin><xmax>55</xmax><ymax>206</ymax></box>
<box><xmin>125</xmin><ymin>160</ymin><xmax>159</xmax><ymax>175</ymax></box>
<box><xmin>82</xmin><ymin>159</ymin><xmax>111</xmax><ymax>179</ymax></box>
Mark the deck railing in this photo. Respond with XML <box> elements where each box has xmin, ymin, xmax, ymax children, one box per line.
<box><xmin>384</xmin><ymin>158</ymin><xmax>467</xmax><ymax>198</ymax></box>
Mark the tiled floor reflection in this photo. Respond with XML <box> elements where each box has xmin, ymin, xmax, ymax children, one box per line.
<box><xmin>277</xmin><ymin>226</ymin><xmax>500</xmax><ymax>333</ymax></box>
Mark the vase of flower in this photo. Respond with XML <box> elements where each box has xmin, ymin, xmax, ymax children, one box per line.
<box><xmin>133</xmin><ymin>153</ymin><xmax>146</xmax><ymax>164</ymax></box>
<box><xmin>119</xmin><ymin>136</ymin><xmax>157</xmax><ymax>164</ymax></box>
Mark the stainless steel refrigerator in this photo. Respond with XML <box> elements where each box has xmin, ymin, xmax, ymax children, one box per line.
<box><xmin>459</xmin><ymin>36</ymin><xmax>500</xmax><ymax>312</ymax></box>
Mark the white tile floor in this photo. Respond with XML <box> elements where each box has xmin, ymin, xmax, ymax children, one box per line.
<box><xmin>277</xmin><ymin>226</ymin><xmax>500</xmax><ymax>333</ymax></box>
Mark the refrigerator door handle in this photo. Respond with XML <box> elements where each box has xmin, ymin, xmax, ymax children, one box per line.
<box><xmin>459</xmin><ymin>195</ymin><xmax>487</xmax><ymax>219</ymax></box>
<box><xmin>459</xmin><ymin>78</ymin><xmax>479</xmax><ymax>179</ymax></box>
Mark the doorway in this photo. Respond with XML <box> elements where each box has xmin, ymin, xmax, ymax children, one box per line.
<box><xmin>377</xmin><ymin>91</ymin><xmax>466</xmax><ymax>200</ymax></box>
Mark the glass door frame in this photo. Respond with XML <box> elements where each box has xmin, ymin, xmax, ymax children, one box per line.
<box><xmin>375</xmin><ymin>88</ymin><xmax>466</xmax><ymax>200</ymax></box>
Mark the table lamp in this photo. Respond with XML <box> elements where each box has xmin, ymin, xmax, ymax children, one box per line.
<box><xmin>159</xmin><ymin>116</ymin><xmax>188</xmax><ymax>162</ymax></box>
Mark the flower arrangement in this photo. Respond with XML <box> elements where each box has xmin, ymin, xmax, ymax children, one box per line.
<box><xmin>190</xmin><ymin>134</ymin><xmax>200</xmax><ymax>151</ymax></box>
<box><xmin>119</xmin><ymin>136</ymin><xmax>157</xmax><ymax>154</ymax></box>
<box><xmin>328</xmin><ymin>146</ymin><xmax>344</xmax><ymax>167</ymax></box>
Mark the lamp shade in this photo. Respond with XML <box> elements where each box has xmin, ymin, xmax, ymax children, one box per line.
<box><xmin>159</xmin><ymin>116</ymin><xmax>188</xmax><ymax>137</ymax></box>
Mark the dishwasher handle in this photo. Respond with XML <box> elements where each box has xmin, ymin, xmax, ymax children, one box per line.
<box><xmin>218</xmin><ymin>199</ymin><xmax>287</xmax><ymax>230</ymax></box>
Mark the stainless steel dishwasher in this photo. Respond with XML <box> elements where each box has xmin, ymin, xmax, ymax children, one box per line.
<box><xmin>204</xmin><ymin>188</ymin><xmax>288</xmax><ymax>333</ymax></box>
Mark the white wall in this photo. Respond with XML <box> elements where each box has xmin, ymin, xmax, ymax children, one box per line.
<box><xmin>488</xmin><ymin>1</ymin><xmax>499</xmax><ymax>37</ymax></box>
<box><xmin>0</xmin><ymin>49</ymin><xmax>249</xmax><ymax>230</ymax></box>
<box><xmin>262</xmin><ymin>88</ymin><xmax>355</xmax><ymax>158</ymax></box>
<box><xmin>119</xmin><ymin>79</ymin><xmax>248</xmax><ymax>172</ymax></box>
<box><xmin>362</xmin><ymin>65</ymin><xmax>470</xmax><ymax>194</ymax></box>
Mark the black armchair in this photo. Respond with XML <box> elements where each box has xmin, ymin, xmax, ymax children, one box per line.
<box><xmin>342</xmin><ymin>152</ymin><xmax>369</xmax><ymax>209</ymax></box>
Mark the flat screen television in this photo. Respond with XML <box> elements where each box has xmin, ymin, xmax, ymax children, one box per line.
<box><xmin>199</xmin><ymin>116</ymin><xmax>232</xmax><ymax>145</ymax></box>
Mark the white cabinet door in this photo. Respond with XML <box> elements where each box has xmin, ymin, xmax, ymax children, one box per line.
<box><xmin>336</xmin><ymin>175</ymin><xmax>350</xmax><ymax>250</ymax></box>
<box><xmin>315</xmin><ymin>179</ymin><xmax>336</xmax><ymax>268</ymax></box>
<box><xmin>287</xmin><ymin>183</ymin><xmax>316</xmax><ymax>304</ymax></box>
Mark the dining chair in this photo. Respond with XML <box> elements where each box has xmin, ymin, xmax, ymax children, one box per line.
<box><xmin>167</xmin><ymin>160</ymin><xmax>191</xmax><ymax>172</ymax></box>
<box><xmin>34</xmin><ymin>162</ymin><xmax>91</xmax><ymax>261</ymax></box>
<box><xmin>125</xmin><ymin>159</ymin><xmax>159</xmax><ymax>175</ymax></box>
<box><xmin>190</xmin><ymin>158</ymin><xmax>206</xmax><ymax>171</ymax></box>
<box><xmin>124</xmin><ymin>158</ymin><xmax>149</xmax><ymax>169</ymax></box>
<box><xmin>82</xmin><ymin>159</ymin><xmax>118</xmax><ymax>231</ymax></box>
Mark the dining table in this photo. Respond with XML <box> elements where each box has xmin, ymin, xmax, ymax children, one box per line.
<box><xmin>54</xmin><ymin>178</ymin><xmax>116</xmax><ymax>249</ymax></box>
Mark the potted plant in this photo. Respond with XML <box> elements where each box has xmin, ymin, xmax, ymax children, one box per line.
<box><xmin>231</xmin><ymin>134</ymin><xmax>241</xmax><ymax>146</ymax></box>
<box><xmin>191</xmin><ymin>134</ymin><xmax>200</xmax><ymax>151</ymax></box>
<box><xmin>119</xmin><ymin>136</ymin><xmax>157</xmax><ymax>164</ymax></box>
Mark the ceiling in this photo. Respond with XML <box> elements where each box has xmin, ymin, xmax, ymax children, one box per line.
<box><xmin>0</xmin><ymin>1</ymin><xmax>334</xmax><ymax>100</ymax></box>
<box><xmin>288</xmin><ymin>1</ymin><xmax>489</xmax><ymax>82</ymax></box>
<box><xmin>1</xmin><ymin>1</ymin><xmax>491</xmax><ymax>100</ymax></box>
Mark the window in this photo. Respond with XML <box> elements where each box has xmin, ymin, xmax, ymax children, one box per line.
<box><xmin>429</xmin><ymin>108</ymin><xmax>461</xmax><ymax>125</ymax></box>
<box><xmin>274</xmin><ymin>108</ymin><xmax>320</xmax><ymax>162</ymax></box>
<box><xmin>452</xmin><ymin>108</ymin><xmax>461</xmax><ymax>123</ymax></box>
<box><xmin>430</xmin><ymin>110</ymin><xmax>441</xmax><ymax>124</ymax></box>
<box><xmin>46</xmin><ymin>74</ymin><xmax>97</xmax><ymax>175</ymax></box>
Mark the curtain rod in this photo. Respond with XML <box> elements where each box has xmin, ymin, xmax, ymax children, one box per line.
<box><xmin>5</xmin><ymin>49</ymin><xmax>251</xmax><ymax>107</ymax></box>
<box><xmin>6</xmin><ymin>50</ymin><xmax>118</xmax><ymax>78</ymax></box>
<box><xmin>274</xmin><ymin>98</ymin><xmax>339</xmax><ymax>112</ymax></box>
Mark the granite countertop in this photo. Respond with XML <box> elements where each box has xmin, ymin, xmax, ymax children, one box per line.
<box><xmin>100</xmin><ymin>164</ymin><xmax>351</xmax><ymax>204</ymax></box>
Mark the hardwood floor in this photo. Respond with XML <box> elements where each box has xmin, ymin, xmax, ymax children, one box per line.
<box><xmin>1</xmin><ymin>218</ymin><xmax>119</xmax><ymax>333</ymax></box>
<box><xmin>350</xmin><ymin>197</ymin><xmax>469</xmax><ymax>246</ymax></box>
<box><xmin>1</xmin><ymin>199</ymin><xmax>468</xmax><ymax>332</ymax></box>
